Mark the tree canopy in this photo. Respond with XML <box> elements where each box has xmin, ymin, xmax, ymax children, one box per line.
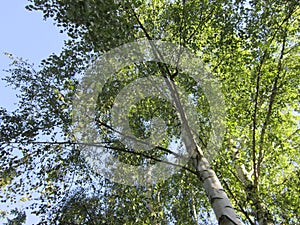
<box><xmin>1</xmin><ymin>0</ymin><xmax>299</xmax><ymax>224</ymax></box>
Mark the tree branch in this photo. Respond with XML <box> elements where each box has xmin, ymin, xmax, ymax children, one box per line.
<box><xmin>79</xmin><ymin>142</ymin><xmax>197</xmax><ymax>175</ymax></box>
<box><xmin>257</xmin><ymin>32</ymin><xmax>287</xmax><ymax>179</ymax></box>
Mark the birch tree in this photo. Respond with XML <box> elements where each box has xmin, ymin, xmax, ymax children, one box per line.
<box><xmin>1</xmin><ymin>0</ymin><xmax>299</xmax><ymax>224</ymax></box>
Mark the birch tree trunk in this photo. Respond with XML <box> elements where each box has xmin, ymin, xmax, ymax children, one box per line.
<box><xmin>165</xmin><ymin>78</ymin><xmax>242</xmax><ymax>225</ymax></box>
<box><xmin>191</xmin><ymin>151</ymin><xmax>242</xmax><ymax>225</ymax></box>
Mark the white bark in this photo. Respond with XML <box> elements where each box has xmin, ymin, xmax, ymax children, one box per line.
<box><xmin>192</xmin><ymin>151</ymin><xmax>242</xmax><ymax>225</ymax></box>
<box><xmin>164</xmin><ymin>77</ymin><xmax>242</xmax><ymax>225</ymax></box>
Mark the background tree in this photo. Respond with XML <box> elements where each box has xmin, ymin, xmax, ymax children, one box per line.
<box><xmin>1</xmin><ymin>0</ymin><xmax>299</xmax><ymax>224</ymax></box>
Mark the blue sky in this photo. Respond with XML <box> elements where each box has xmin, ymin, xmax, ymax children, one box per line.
<box><xmin>0</xmin><ymin>1</ymin><xmax>67</xmax><ymax>223</ymax></box>
<box><xmin>0</xmin><ymin>0</ymin><xmax>67</xmax><ymax>111</ymax></box>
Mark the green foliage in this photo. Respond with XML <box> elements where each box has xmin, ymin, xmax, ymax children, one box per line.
<box><xmin>0</xmin><ymin>0</ymin><xmax>299</xmax><ymax>224</ymax></box>
<box><xmin>1</xmin><ymin>208</ymin><xmax>26</xmax><ymax>225</ymax></box>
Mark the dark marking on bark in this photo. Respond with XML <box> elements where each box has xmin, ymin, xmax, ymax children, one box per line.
<box><xmin>210</xmin><ymin>196</ymin><xmax>223</xmax><ymax>204</ymax></box>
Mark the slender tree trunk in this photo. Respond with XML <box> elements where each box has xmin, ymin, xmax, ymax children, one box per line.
<box><xmin>257</xmin><ymin>204</ymin><xmax>274</xmax><ymax>225</ymax></box>
<box><xmin>191</xmin><ymin>149</ymin><xmax>242</xmax><ymax>225</ymax></box>
<box><xmin>232</xmin><ymin>147</ymin><xmax>274</xmax><ymax>225</ymax></box>
<box><xmin>165</xmin><ymin>77</ymin><xmax>243</xmax><ymax>225</ymax></box>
